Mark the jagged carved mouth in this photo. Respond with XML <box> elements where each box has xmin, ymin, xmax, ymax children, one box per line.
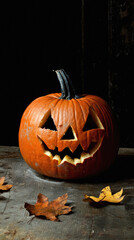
<box><xmin>38</xmin><ymin>138</ymin><xmax>102</xmax><ymax>165</ymax></box>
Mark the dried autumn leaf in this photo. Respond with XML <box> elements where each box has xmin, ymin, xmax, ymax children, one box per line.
<box><xmin>84</xmin><ymin>186</ymin><xmax>125</xmax><ymax>204</ymax></box>
<box><xmin>24</xmin><ymin>193</ymin><xmax>72</xmax><ymax>221</ymax></box>
<box><xmin>0</xmin><ymin>176</ymin><xmax>13</xmax><ymax>191</ymax></box>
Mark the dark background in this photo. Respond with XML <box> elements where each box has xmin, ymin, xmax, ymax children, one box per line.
<box><xmin>0</xmin><ymin>0</ymin><xmax>134</xmax><ymax>147</ymax></box>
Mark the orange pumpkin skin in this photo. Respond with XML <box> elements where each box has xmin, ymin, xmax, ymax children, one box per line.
<box><xmin>19</xmin><ymin>70</ymin><xmax>119</xmax><ymax>180</ymax></box>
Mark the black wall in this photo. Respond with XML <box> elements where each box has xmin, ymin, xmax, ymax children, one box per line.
<box><xmin>0</xmin><ymin>0</ymin><xmax>134</xmax><ymax>147</ymax></box>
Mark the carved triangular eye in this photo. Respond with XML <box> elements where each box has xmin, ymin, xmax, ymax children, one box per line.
<box><xmin>61</xmin><ymin>126</ymin><xmax>76</xmax><ymax>140</ymax></box>
<box><xmin>41</xmin><ymin>115</ymin><xmax>57</xmax><ymax>131</ymax></box>
<box><xmin>83</xmin><ymin>115</ymin><xmax>98</xmax><ymax>131</ymax></box>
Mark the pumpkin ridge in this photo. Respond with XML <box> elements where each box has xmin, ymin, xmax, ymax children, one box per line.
<box><xmin>75</xmin><ymin>98</ymin><xmax>87</xmax><ymax>125</ymax></box>
<box><xmin>71</xmin><ymin>99</ymin><xmax>80</xmax><ymax>141</ymax></box>
<box><xmin>51</xmin><ymin>99</ymin><xmax>65</xmax><ymax>148</ymax></box>
<box><xmin>82</xmin><ymin>97</ymin><xmax>105</xmax><ymax>126</ymax></box>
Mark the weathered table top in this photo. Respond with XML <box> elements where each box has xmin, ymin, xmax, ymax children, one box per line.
<box><xmin>0</xmin><ymin>146</ymin><xmax>134</xmax><ymax>240</ymax></box>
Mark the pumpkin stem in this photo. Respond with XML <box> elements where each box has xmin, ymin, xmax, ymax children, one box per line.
<box><xmin>54</xmin><ymin>69</ymin><xmax>80</xmax><ymax>100</ymax></box>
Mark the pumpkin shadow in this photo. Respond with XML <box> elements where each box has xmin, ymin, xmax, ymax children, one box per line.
<box><xmin>70</xmin><ymin>153</ymin><xmax>134</xmax><ymax>184</ymax></box>
<box><xmin>85</xmin><ymin>154</ymin><xmax>134</xmax><ymax>183</ymax></box>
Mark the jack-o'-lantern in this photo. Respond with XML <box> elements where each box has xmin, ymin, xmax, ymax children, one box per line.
<box><xmin>18</xmin><ymin>69</ymin><xmax>119</xmax><ymax>179</ymax></box>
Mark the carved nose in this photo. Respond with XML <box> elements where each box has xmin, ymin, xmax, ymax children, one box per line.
<box><xmin>57</xmin><ymin>126</ymin><xmax>78</xmax><ymax>152</ymax></box>
<box><xmin>61</xmin><ymin>126</ymin><xmax>77</xmax><ymax>140</ymax></box>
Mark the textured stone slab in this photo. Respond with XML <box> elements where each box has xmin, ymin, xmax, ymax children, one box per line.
<box><xmin>0</xmin><ymin>146</ymin><xmax>134</xmax><ymax>239</ymax></box>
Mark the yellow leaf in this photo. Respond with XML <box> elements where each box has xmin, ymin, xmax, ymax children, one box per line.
<box><xmin>84</xmin><ymin>194</ymin><xmax>104</xmax><ymax>202</ymax></box>
<box><xmin>99</xmin><ymin>186</ymin><xmax>112</xmax><ymax>199</ymax></box>
<box><xmin>103</xmin><ymin>195</ymin><xmax>125</xmax><ymax>203</ymax></box>
<box><xmin>113</xmin><ymin>188</ymin><xmax>123</xmax><ymax>198</ymax></box>
<box><xmin>84</xmin><ymin>186</ymin><xmax>125</xmax><ymax>204</ymax></box>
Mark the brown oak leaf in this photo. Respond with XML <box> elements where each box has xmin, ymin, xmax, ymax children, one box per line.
<box><xmin>24</xmin><ymin>193</ymin><xmax>72</xmax><ymax>221</ymax></box>
<box><xmin>0</xmin><ymin>176</ymin><xmax>13</xmax><ymax>191</ymax></box>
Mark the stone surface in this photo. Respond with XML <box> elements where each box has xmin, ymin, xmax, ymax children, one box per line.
<box><xmin>0</xmin><ymin>146</ymin><xmax>134</xmax><ymax>239</ymax></box>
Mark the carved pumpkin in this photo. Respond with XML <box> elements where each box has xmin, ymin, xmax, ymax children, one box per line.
<box><xmin>19</xmin><ymin>69</ymin><xmax>119</xmax><ymax>179</ymax></box>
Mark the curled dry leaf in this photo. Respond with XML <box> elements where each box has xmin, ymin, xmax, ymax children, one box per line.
<box><xmin>84</xmin><ymin>186</ymin><xmax>125</xmax><ymax>204</ymax></box>
<box><xmin>24</xmin><ymin>193</ymin><xmax>72</xmax><ymax>221</ymax></box>
<box><xmin>0</xmin><ymin>176</ymin><xmax>13</xmax><ymax>191</ymax></box>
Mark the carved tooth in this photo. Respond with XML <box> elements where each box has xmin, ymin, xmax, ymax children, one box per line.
<box><xmin>44</xmin><ymin>151</ymin><xmax>53</xmax><ymax>158</ymax></box>
<box><xmin>53</xmin><ymin>155</ymin><xmax>62</xmax><ymax>164</ymax></box>
<box><xmin>80</xmin><ymin>152</ymin><xmax>90</xmax><ymax>163</ymax></box>
<box><xmin>61</xmin><ymin>155</ymin><xmax>74</xmax><ymax>165</ymax></box>
<box><xmin>74</xmin><ymin>158</ymin><xmax>81</xmax><ymax>164</ymax></box>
